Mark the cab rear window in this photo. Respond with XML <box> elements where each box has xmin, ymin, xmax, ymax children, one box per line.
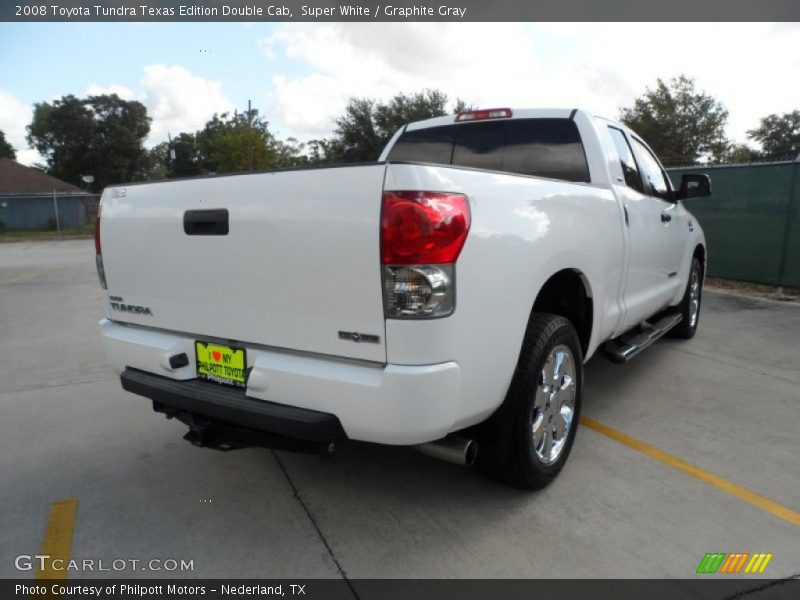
<box><xmin>387</xmin><ymin>118</ymin><xmax>590</xmax><ymax>183</ymax></box>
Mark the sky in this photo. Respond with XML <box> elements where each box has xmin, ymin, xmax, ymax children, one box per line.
<box><xmin>1</xmin><ymin>22</ymin><xmax>798</xmax><ymax>166</ymax></box>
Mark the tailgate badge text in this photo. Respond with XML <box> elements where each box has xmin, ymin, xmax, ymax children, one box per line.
<box><xmin>338</xmin><ymin>331</ymin><xmax>380</xmax><ymax>344</ymax></box>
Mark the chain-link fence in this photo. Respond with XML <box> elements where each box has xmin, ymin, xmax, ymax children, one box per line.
<box><xmin>667</xmin><ymin>160</ymin><xmax>800</xmax><ymax>288</ymax></box>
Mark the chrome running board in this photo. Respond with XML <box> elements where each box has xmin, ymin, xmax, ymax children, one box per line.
<box><xmin>604</xmin><ymin>313</ymin><xmax>683</xmax><ymax>363</ymax></box>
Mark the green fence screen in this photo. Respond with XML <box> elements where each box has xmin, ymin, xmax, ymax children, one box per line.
<box><xmin>668</xmin><ymin>161</ymin><xmax>800</xmax><ymax>288</ymax></box>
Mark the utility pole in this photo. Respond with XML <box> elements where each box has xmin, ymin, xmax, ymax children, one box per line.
<box><xmin>247</xmin><ymin>99</ymin><xmax>254</xmax><ymax>171</ymax></box>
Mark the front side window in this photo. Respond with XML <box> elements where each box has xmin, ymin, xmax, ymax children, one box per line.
<box><xmin>631</xmin><ymin>138</ymin><xmax>672</xmax><ymax>201</ymax></box>
<box><xmin>607</xmin><ymin>127</ymin><xmax>644</xmax><ymax>193</ymax></box>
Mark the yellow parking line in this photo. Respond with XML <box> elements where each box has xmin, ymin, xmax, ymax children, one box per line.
<box><xmin>35</xmin><ymin>498</ymin><xmax>79</xmax><ymax>580</ymax></box>
<box><xmin>580</xmin><ymin>416</ymin><xmax>800</xmax><ymax>529</ymax></box>
<box><xmin>0</xmin><ymin>266</ymin><xmax>67</xmax><ymax>286</ymax></box>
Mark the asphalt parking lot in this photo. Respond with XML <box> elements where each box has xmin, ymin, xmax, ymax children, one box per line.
<box><xmin>1</xmin><ymin>240</ymin><xmax>798</xmax><ymax>582</ymax></box>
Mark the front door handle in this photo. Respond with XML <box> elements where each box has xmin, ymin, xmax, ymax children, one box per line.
<box><xmin>661</xmin><ymin>212</ymin><xmax>672</xmax><ymax>223</ymax></box>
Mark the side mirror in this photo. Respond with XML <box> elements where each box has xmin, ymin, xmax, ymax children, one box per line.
<box><xmin>677</xmin><ymin>173</ymin><xmax>711</xmax><ymax>200</ymax></box>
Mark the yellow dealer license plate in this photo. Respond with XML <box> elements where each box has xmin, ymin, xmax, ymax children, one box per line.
<box><xmin>195</xmin><ymin>342</ymin><xmax>247</xmax><ymax>388</ymax></box>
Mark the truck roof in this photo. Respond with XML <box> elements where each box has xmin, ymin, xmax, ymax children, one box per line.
<box><xmin>404</xmin><ymin>108</ymin><xmax>595</xmax><ymax>132</ymax></box>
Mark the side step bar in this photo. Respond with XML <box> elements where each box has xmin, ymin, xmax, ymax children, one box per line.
<box><xmin>604</xmin><ymin>313</ymin><xmax>683</xmax><ymax>363</ymax></box>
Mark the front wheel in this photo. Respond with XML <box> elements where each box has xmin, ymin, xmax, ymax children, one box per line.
<box><xmin>669</xmin><ymin>257</ymin><xmax>703</xmax><ymax>340</ymax></box>
<box><xmin>479</xmin><ymin>313</ymin><xmax>583</xmax><ymax>490</ymax></box>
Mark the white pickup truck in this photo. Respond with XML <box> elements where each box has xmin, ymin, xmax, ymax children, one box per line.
<box><xmin>97</xmin><ymin>108</ymin><xmax>710</xmax><ymax>489</ymax></box>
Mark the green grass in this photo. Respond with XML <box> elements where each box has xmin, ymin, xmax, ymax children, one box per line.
<box><xmin>0</xmin><ymin>222</ymin><xmax>95</xmax><ymax>243</ymax></box>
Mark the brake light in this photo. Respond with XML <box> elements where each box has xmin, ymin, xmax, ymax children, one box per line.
<box><xmin>381</xmin><ymin>191</ymin><xmax>470</xmax><ymax>265</ymax></box>
<box><xmin>455</xmin><ymin>108</ymin><xmax>513</xmax><ymax>122</ymax></box>
<box><xmin>381</xmin><ymin>191</ymin><xmax>469</xmax><ymax>318</ymax></box>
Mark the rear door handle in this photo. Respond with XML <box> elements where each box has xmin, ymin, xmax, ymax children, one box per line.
<box><xmin>183</xmin><ymin>209</ymin><xmax>229</xmax><ymax>235</ymax></box>
<box><xmin>661</xmin><ymin>212</ymin><xmax>672</xmax><ymax>223</ymax></box>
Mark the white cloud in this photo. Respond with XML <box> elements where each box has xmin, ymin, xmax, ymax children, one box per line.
<box><xmin>8</xmin><ymin>24</ymin><xmax>799</xmax><ymax>167</ymax></box>
<box><xmin>84</xmin><ymin>83</ymin><xmax>137</xmax><ymax>100</ymax></box>
<box><xmin>261</xmin><ymin>23</ymin><xmax>800</xmax><ymax>145</ymax></box>
<box><xmin>2</xmin><ymin>67</ymin><xmax>235</xmax><ymax>165</ymax></box>
<box><xmin>140</xmin><ymin>64</ymin><xmax>235</xmax><ymax>144</ymax></box>
<box><xmin>0</xmin><ymin>90</ymin><xmax>40</xmax><ymax>165</ymax></box>
<box><xmin>261</xmin><ymin>23</ymin><xmax>540</xmax><ymax>138</ymax></box>
<box><xmin>83</xmin><ymin>67</ymin><xmax>235</xmax><ymax>145</ymax></box>
<box><xmin>549</xmin><ymin>23</ymin><xmax>800</xmax><ymax>142</ymax></box>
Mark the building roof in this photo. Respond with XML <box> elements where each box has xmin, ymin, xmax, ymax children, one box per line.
<box><xmin>0</xmin><ymin>158</ymin><xmax>87</xmax><ymax>194</ymax></box>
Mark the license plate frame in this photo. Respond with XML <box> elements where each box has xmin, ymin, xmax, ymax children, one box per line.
<box><xmin>194</xmin><ymin>341</ymin><xmax>247</xmax><ymax>388</ymax></box>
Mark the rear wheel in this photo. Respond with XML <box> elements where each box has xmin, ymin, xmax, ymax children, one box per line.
<box><xmin>479</xmin><ymin>313</ymin><xmax>583</xmax><ymax>489</ymax></box>
<box><xmin>669</xmin><ymin>257</ymin><xmax>703</xmax><ymax>339</ymax></box>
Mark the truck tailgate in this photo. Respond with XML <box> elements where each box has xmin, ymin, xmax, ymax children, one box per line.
<box><xmin>100</xmin><ymin>164</ymin><xmax>388</xmax><ymax>362</ymax></box>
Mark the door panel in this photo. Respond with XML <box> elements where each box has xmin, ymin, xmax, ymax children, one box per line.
<box><xmin>661</xmin><ymin>202</ymin><xmax>691</xmax><ymax>300</ymax></box>
<box><xmin>630</xmin><ymin>136</ymin><xmax>687</xmax><ymax>302</ymax></box>
<box><xmin>617</xmin><ymin>188</ymin><xmax>672</xmax><ymax>327</ymax></box>
<box><xmin>605</xmin><ymin>126</ymin><xmax>671</xmax><ymax>331</ymax></box>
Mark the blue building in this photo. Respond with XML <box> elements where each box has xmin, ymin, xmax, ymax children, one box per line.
<box><xmin>0</xmin><ymin>158</ymin><xmax>93</xmax><ymax>230</ymax></box>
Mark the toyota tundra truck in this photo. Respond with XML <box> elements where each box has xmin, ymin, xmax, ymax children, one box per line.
<box><xmin>97</xmin><ymin>108</ymin><xmax>710</xmax><ymax>489</ymax></box>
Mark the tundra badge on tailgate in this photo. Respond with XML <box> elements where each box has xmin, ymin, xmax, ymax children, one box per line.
<box><xmin>109</xmin><ymin>295</ymin><xmax>153</xmax><ymax>316</ymax></box>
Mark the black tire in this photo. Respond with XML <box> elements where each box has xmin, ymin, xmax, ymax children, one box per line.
<box><xmin>668</xmin><ymin>257</ymin><xmax>703</xmax><ymax>340</ymax></box>
<box><xmin>478</xmin><ymin>313</ymin><xmax>583</xmax><ymax>490</ymax></box>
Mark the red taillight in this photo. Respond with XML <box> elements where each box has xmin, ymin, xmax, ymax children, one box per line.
<box><xmin>94</xmin><ymin>205</ymin><xmax>102</xmax><ymax>255</ymax></box>
<box><xmin>455</xmin><ymin>108</ymin><xmax>513</xmax><ymax>122</ymax></box>
<box><xmin>381</xmin><ymin>191</ymin><xmax>470</xmax><ymax>265</ymax></box>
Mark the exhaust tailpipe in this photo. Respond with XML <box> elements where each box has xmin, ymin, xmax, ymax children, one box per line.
<box><xmin>417</xmin><ymin>435</ymin><xmax>477</xmax><ymax>466</ymax></box>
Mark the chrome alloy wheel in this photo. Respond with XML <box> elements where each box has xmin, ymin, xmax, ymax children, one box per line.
<box><xmin>689</xmin><ymin>266</ymin><xmax>701</xmax><ymax>328</ymax></box>
<box><xmin>532</xmin><ymin>344</ymin><xmax>577</xmax><ymax>465</ymax></box>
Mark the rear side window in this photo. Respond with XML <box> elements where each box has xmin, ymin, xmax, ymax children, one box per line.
<box><xmin>384</xmin><ymin>126</ymin><xmax>455</xmax><ymax>164</ymax></box>
<box><xmin>387</xmin><ymin>118</ymin><xmax>590</xmax><ymax>183</ymax></box>
<box><xmin>452</xmin><ymin>122</ymin><xmax>505</xmax><ymax>172</ymax></box>
<box><xmin>502</xmin><ymin>119</ymin><xmax>588</xmax><ymax>182</ymax></box>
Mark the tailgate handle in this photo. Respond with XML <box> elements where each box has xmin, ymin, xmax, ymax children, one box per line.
<box><xmin>183</xmin><ymin>209</ymin><xmax>229</xmax><ymax>235</ymax></box>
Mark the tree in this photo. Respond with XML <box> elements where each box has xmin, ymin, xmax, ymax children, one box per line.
<box><xmin>147</xmin><ymin>133</ymin><xmax>205</xmax><ymax>180</ymax></box>
<box><xmin>273</xmin><ymin>137</ymin><xmax>314</xmax><ymax>168</ymax></box>
<box><xmin>0</xmin><ymin>129</ymin><xmax>16</xmax><ymax>160</ymax></box>
<box><xmin>26</xmin><ymin>95</ymin><xmax>94</xmax><ymax>185</ymax></box>
<box><xmin>620</xmin><ymin>76</ymin><xmax>729</xmax><ymax>166</ymax></box>
<box><xmin>326</xmin><ymin>89</ymin><xmax>462</xmax><ymax>163</ymax></box>
<box><xmin>715</xmin><ymin>142</ymin><xmax>762</xmax><ymax>164</ymax></box>
<box><xmin>146</xmin><ymin>107</ymin><xmax>295</xmax><ymax>178</ymax></box>
<box><xmin>747</xmin><ymin>110</ymin><xmax>800</xmax><ymax>161</ymax></box>
<box><xmin>196</xmin><ymin>109</ymin><xmax>282</xmax><ymax>174</ymax></box>
<box><xmin>88</xmin><ymin>94</ymin><xmax>151</xmax><ymax>186</ymax></box>
<box><xmin>161</xmin><ymin>133</ymin><xmax>204</xmax><ymax>178</ymax></box>
<box><xmin>26</xmin><ymin>94</ymin><xmax>150</xmax><ymax>188</ymax></box>
<box><xmin>304</xmin><ymin>139</ymin><xmax>340</xmax><ymax>165</ymax></box>
<box><xmin>145</xmin><ymin>143</ymin><xmax>170</xmax><ymax>181</ymax></box>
